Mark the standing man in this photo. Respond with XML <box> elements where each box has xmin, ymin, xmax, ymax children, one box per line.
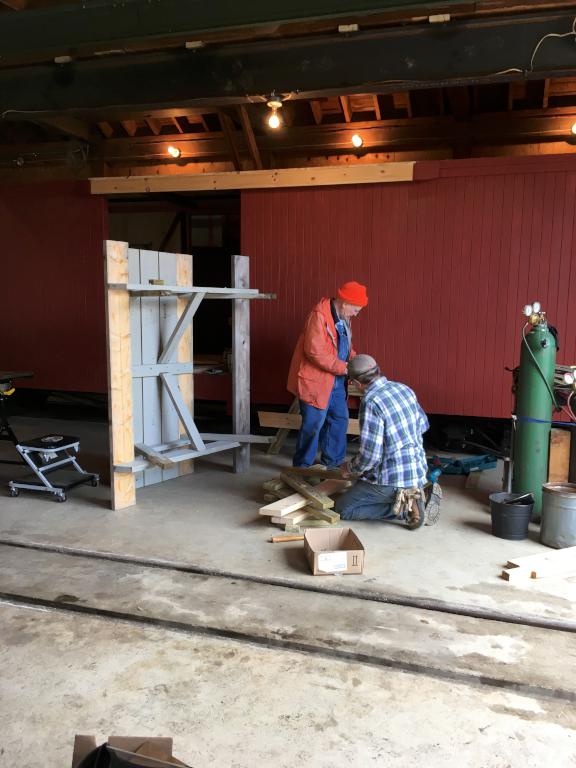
<box><xmin>287</xmin><ymin>281</ymin><xmax>368</xmax><ymax>468</ymax></box>
<box><xmin>336</xmin><ymin>354</ymin><xmax>440</xmax><ymax>529</ymax></box>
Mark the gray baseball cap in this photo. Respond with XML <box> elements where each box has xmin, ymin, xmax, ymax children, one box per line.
<box><xmin>348</xmin><ymin>354</ymin><xmax>379</xmax><ymax>379</ymax></box>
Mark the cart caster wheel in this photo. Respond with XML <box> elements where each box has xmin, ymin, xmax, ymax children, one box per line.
<box><xmin>9</xmin><ymin>487</ymin><xmax>19</xmax><ymax>498</ymax></box>
<box><xmin>56</xmin><ymin>493</ymin><xmax>67</xmax><ymax>503</ymax></box>
<box><xmin>91</xmin><ymin>477</ymin><xmax>99</xmax><ymax>487</ymax></box>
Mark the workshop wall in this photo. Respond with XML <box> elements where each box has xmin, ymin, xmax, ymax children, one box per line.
<box><xmin>0</xmin><ymin>180</ymin><xmax>108</xmax><ymax>392</ymax></box>
<box><xmin>243</xmin><ymin>154</ymin><xmax>576</xmax><ymax>418</ymax></box>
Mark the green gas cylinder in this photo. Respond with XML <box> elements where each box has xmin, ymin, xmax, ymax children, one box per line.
<box><xmin>512</xmin><ymin>317</ymin><xmax>557</xmax><ymax>520</ymax></box>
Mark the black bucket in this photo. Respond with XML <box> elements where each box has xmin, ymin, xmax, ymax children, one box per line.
<box><xmin>489</xmin><ymin>492</ymin><xmax>534</xmax><ymax>541</ymax></box>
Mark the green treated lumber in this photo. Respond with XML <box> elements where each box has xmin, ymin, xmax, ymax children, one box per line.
<box><xmin>280</xmin><ymin>472</ymin><xmax>334</xmax><ymax>510</ymax></box>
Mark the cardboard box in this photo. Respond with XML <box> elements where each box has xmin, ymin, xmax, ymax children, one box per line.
<box><xmin>304</xmin><ymin>528</ymin><xmax>365</xmax><ymax>575</ymax></box>
<box><xmin>72</xmin><ymin>736</ymin><xmax>189</xmax><ymax>767</ymax></box>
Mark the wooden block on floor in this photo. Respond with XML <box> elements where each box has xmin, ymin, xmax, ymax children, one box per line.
<box><xmin>308</xmin><ymin>507</ymin><xmax>341</xmax><ymax>524</ymax></box>
<box><xmin>300</xmin><ymin>518</ymin><xmax>340</xmax><ymax>528</ymax></box>
<box><xmin>283</xmin><ymin>524</ymin><xmax>302</xmax><ymax>534</ymax></box>
<box><xmin>259</xmin><ymin>493</ymin><xmax>307</xmax><ymax>517</ymax></box>
<box><xmin>280</xmin><ymin>473</ymin><xmax>335</xmax><ymax>510</ymax></box>
<box><xmin>262</xmin><ymin>478</ymin><xmax>286</xmax><ymax>493</ymax></box>
<box><xmin>501</xmin><ymin>566</ymin><xmax>532</xmax><ymax>582</ymax></box>
<box><xmin>271</xmin><ymin>509</ymin><xmax>311</xmax><ymax>525</ymax></box>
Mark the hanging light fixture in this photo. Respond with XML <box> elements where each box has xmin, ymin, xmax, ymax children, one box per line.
<box><xmin>167</xmin><ymin>145</ymin><xmax>181</xmax><ymax>159</ymax></box>
<box><xmin>351</xmin><ymin>133</ymin><xmax>363</xmax><ymax>148</ymax></box>
<box><xmin>267</xmin><ymin>93</ymin><xmax>283</xmax><ymax>129</ymax></box>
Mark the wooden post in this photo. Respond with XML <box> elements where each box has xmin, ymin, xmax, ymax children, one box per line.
<box><xmin>232</xmin><ymin>254</ymin><xmax>250</xmax><ymax>472</ymax></box>
<box><xmin>104</xmin><ymin>240</ymin><xmax>136</xmax><ymax>509</ymax></box>
<box><xmin>177</xmin><ymin>252</ymin><xmax>195</xmax><ymax>477</ymax></box>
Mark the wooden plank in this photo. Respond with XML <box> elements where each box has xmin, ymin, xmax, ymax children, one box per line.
<box><xmin>267</xmin><ymin>397</ymin><xmax>299</xmax><ymax>455</ymax></box>
<box><xmin>200</xmin><ymin>432</ymin><xmax>272</xmax><ymax>444</ymax></box>
<box><xmin>259</xmin><ymin>478</ymin><xmax>343</xmax><ymax>516</ymax></box>
<box><xmin>280</xmin><ymin>473</ymin><xmax>334</xmax><ymax>510</ymax></box>
<box><xmin>104</xmin><ymin>240</ymin><xmax>136</xmax><ymax>510</ymax></box>
<box><xmin>339</xmin><ymin>95</ymin><xmax>352</xmax><ymax>123</ymax></box>
<box><xmin>232</xmin><ymin>254</ymin><xmax>250</xmax><ymax>473</ymax></box>
<box><xmin>128</xmin><ymin>247</ymin><xmax>144</xmax><ymax>491</ymax></box>
<box><xmin>135</xmin><ymin>443</ymin><xmax>174</xmax><ymax>469</ymax></box>
<box><xmin>259</xmin><ymin>493</ymin><xmax>308</xmax><ymax>517</ymax></box>
<box><xmin>132</xmin><ymin>363</ymin><xmax>195</xmax><ymax>377</ymax></box>
<box><xmin>158</xmin><ymin>250</ymin><xmax>180</xmax><ymax>482</ymax></box>
<box><xmin>548</xmin><ymin>428</ymin><xmax>571</xmax><ymax>483</ymax></box>
<box><xmin>299</xmin><ymin>518</ymin><xmax>340</xmax><ymax>528</ymax></box>
<box><xmin>259</xmin><ymin>410</ymin><xmax>360</xmax><ymax>436</ymax></box>
<box><xmin>507</xmin><ymin>545</ymin><xmax>576</xmax><ymax>568</ymax></box>
<box><xmin>160</xmin><ymin>373</ymin><xmax>205</xmax><ymax>451</ymax></box>
<box><xmin>308</xmin><ymin>507</ymin><xmax>341</xmax><ymax>524</ymax></box>
<box><xmin>140</xmin><ymin>249</ymin><xmax>163</xmax><ymax>487</ymax></box>
<box><xmin>283</xmin><ymin>466</ymin><xmax>345</xmax><ymax>480</ymax></box>
<box><xmin>90</xmin><ymin>163</ymin><xmax>415</xmax><ymax>194</ymax></box>
<box><xmin>237</xmin><ymin>105</ymin><xmax>263</xmax><ymax>170</ymax></box>
<box><xmin>219</xmin><ymin>111</ymin><xmax>242</xmax><ymax>171</ymax></box>
<box><xmin>115</xmin><ymin>440</ymin><xmax>240</xmax><ymax>473</ymax></box>
<box><xmin>271</xmin><ymin>510</ymin><xmax>312</xmax><ymax>524</ymax></box>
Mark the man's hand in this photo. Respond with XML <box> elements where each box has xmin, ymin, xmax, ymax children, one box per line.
<box><xmin>340</xmin><ymin>461</ymin><xmax>354</xmax><ymax>479</ymax></box>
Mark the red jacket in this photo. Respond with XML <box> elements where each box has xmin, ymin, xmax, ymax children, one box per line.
<box><xmin>287</xmin><ymin>298</ymin><xmax>356</xmax><ymax>410</ymax></box>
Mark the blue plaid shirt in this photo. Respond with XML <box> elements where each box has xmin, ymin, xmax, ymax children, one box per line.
<box><xmin>349</xmin><ymin>377</ymin><xmax>429</xmax><ymax>488</ymax></box>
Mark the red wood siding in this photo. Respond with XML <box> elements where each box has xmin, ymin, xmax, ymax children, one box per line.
<box><xmin>0</xmin><ymin>181</ymin><xmax>108</xmax><ymax>392</ymax></box>
<box><xmin>243</xmin><ymin>155</ymin><xmax>576</xmax><ymax>418</ymax></box>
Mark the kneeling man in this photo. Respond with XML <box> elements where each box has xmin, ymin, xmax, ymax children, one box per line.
<box><xmin>337</xmin><ymin>354</ymin><xmax>439</xmax><ymax>528</ymax></box>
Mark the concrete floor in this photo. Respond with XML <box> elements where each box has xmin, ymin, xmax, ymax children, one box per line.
<box><xmin>1</xmin><ymin>415</ymin><xmax>575</xmax><ymax>766</ymax></box>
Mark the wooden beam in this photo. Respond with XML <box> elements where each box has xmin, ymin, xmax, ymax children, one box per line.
<box><xmin>219</xmin><ymin>112</ymin><xmax>242</xmax><ymax>171</ymax></box>
<box><xmin>310</xmin><ymin>100</ymin><xmax>323</xmax><ymax>125</ymax></box>
<box><xmin>543</xmin><ymin>77</ymin><xmax>550</xmax><ymax>108</ymax></box>
<box><xmin>259</xmin><ymin>410</ymin><xmax>360</xmax><ymax>436</ymax></box>
<box><xmin>372</xmin><ymin>94</ymin><xmax>381</xmax><ymax>121</ymax></box>
<box><xmin>340</xmin><ymin>95</ymin><xmax>352</xmax><ymax>123</ymax></box>
<box><xmin>237</xmin><ymin>105</ymin><xmax>263</xmax><ymax>170</ymax></box>
<box><xmin>104</xmin><ymin>240</ymin><xmax>136</xmax><ymax>510</ymax></box>
<box><xmin>145</xmin><ymin>118</ymin><xmax>162</xmax><ymax>135</ymax></box>
<box><xmin>171</xmin><ymin>117</ymin><xmax>184</xmax><ymax>134</ymax></box>
<box><xmin>122</xmin><ymin>120</ymin><xmax>138</xmax><ymax>137</ymax></box>
<box><xmin>232</xmin><ymin>254</ymin><xmax>250</xmax><ymax>473</ymax></box>
<box><xmin>98</xmin><ymin>121</ymin><xmax>115</xmax><ymax>139</ymax></box>
<box><xmin>90</xmin><ymin>162</ymin><xmax>415</xmax><ymax>194</ymax></box>
<box><xmin>176</xmin><ymin>251</ymin><xmax>194</xmax><ymax>477</ymax></box>
<box><xmin>33</xmin><ymin>116</ymin><xmax>99</xmax><ymax>142</ymax></box>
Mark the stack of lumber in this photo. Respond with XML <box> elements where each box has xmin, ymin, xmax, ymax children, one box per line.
<box><xmin>502</xmin><ymin>545</ymin><xmax>576</xmax><ymax>582</ymax></box>
<box><xmin>259</xmin><ymin>466</ymin><xmax>352</xmax><ymax>534</ymax></box>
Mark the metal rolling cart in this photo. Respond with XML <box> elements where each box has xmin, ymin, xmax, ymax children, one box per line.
<box><xmin>8</xmin><ymin>434</ymin><xmax>99</xmax><ymax>502</ymax></box>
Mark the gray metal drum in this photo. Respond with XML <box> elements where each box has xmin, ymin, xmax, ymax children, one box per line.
<box><xmin>541</xmin><ymin>483</ymin><xmax>576</xmax><ymax>548</ymax></box>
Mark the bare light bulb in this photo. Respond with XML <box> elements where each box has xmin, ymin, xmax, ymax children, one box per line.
<box><xmin>167</xmin><ymin>145</ymin><xmax>181</xmax><ymax>159</ymax></box>
<box><xmin>268</xmin><ymin>110</ymin><xmax>281</xmax><ymax>129</ymax></box>
<box><xmin>351</xmin><ymin>133</ymin><xmax>363</xmax><ymax>148</ymax></box>
<box><xmin>571</xmin><ymin>123</ymin><xmax>576</xmax><ymax>136</ymax></box>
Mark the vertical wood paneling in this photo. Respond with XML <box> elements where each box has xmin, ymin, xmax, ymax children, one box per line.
<box><xmin>243</xmin><ymin>156</ymin><xmax>576</xmax><ymax>418</ymax></box>
<box><xmin>0</xmin><ymin>180</ymin><xmax>107</xmax><ymax>392</ymax></box>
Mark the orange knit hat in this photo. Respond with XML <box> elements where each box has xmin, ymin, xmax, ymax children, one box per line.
<box><xmin>337</xmin><ymin>281</ymin><xmax>368</xmax><ymax>307</ymax></box>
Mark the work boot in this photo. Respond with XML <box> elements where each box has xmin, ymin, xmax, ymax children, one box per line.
<box><xmin>406</xmin><ymin>496</ymin><xmax>425</xmax><ymax>530</ymax></box>
<box><xmin>423</xmin><ymin>482</ymin><xmax>442</xmax><ymax>526</ymax></box>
